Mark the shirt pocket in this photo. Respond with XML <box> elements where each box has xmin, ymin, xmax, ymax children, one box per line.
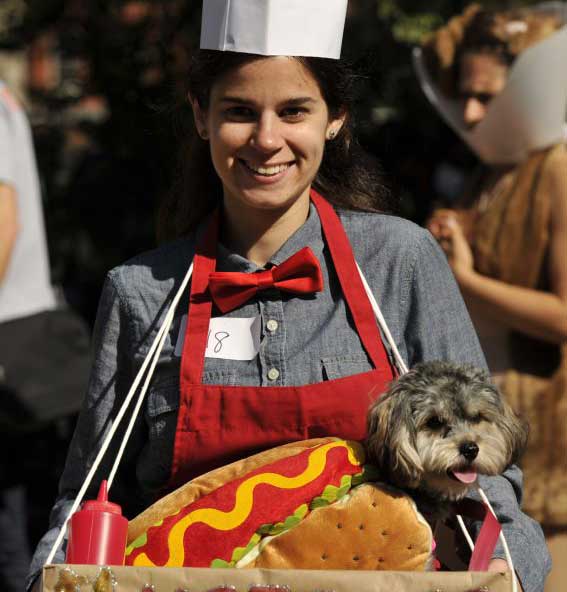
<box><xmin>145</xmin><ymin>376</ymin><xmax>179</xmax><ymax>440</ymax></box>
<box><xmin>202</xmin><ymin>370</ymin><xmax>239</xmax><ymax>386</ymax></box>
<box><xmin>141</xmin><ymin>376</ymin><xmax>179</xmax><ymax>489</ymax></box>
<box><xmin>321</xmin><ymin>353</ymin><xmax>372</xmax><ymax>381</ymax></box>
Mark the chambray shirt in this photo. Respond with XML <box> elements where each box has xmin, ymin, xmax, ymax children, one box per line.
<box><xmin>28</xmin><ymin>205</ymin><xmax>550</xmax><ymax>591</ymax></box>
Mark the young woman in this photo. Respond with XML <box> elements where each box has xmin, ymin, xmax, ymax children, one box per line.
<box><xmin>28</xmin><ymin>3</ymin><xmax>549</xmax><ymax>591</ymax></box>
<box><xmin>422</xmin><ymin>5</ymin><xmax>566</xmax><ymax>590</ymax></box>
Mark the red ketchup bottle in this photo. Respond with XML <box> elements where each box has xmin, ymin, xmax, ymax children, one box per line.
<box><xmin>66</xmin><ymin>480</ymin><xmax>128</xmax><ymax>565</ymax></box>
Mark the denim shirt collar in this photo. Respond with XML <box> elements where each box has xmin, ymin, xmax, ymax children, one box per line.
<box><xmin>215</xmin><ymin>202</ymin><xmax>325</xmax><ymax>272</ymax></box>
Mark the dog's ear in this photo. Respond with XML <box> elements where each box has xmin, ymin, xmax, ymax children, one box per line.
<box><xmin>366</xmin><ymin>381</ymin><xmax>423</xmax><ymax>489</ymax></box>
<box><xmin>499</xmin><ymin>398</ymin><xmax>529</xmax><ymax>466</ymax></box>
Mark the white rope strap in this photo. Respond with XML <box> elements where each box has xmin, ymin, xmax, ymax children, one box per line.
<box><xmin>45</xmin><ymin>262</ymin><xmax>193</xmax><ymax>565</ymax></box>
<box><xmin>356</xmin><ymin>262</ymin><xmax>408</xmax><ymax>375</ymax></box>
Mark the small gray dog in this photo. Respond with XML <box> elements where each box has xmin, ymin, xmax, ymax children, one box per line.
<box><xmin>366</xmin><ymin>361</ymin><xmax>528</xmax><ymax>513</ymax></box>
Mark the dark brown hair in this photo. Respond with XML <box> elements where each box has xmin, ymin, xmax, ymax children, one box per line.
<box><xmin>157</xmin><ymin>51</ymin><xmax>392</xmax><ymax>242</ymax></box>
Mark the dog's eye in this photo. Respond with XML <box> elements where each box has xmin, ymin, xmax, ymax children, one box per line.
<box><xmin>470</xmin><ymin>414</ymin><xmax>484</xmax><ymax>423</ymax></box>
<box><xmin>426</xmin><ymin>416</ymin><xmax>445</xmax><ymax>430</ymax></box>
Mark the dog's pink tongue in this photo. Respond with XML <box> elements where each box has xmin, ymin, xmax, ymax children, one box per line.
<box><xmin>452</xmin><ymin>469</ymin><xmax>478</xmax><ymax>484</ymax></box>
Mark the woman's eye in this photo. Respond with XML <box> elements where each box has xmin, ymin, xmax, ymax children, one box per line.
<box><xmin>426</xmin><ymin>416</ymin><xmax>445</xmax><ymax>430</ymax></box>
<box><xmin>280</xmin><ymin>107</ymin><xmax>307</xmax><ymax>120</ymax></box>
<box><xmin>476</xmin><ymin>93</ymin><xmax>493</xmax><ymax>105</ymax></box>
<box><xmin>460</xmin><ymin>92</ymin><xmax>494</xmax><ymax>106</ymax></box>
<box><xmin>224</xmin><ymin>106</ymin><xmax>255</xmax><ymax>120</ymax></box>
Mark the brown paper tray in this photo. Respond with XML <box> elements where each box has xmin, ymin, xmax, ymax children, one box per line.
<box><xmin>42</xmin><ymin>564</ymin><xmax>513</xmax><ymax>591</ymax></box>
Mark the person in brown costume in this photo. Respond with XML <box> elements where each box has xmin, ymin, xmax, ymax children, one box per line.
<box><xmin>419</xmin><ymin>5</ymin><xmax>567</xmax><ymax>591</ymax></box>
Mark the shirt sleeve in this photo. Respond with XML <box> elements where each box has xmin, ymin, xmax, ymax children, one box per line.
<box><xmin>26</xmin><ymin>271</ymin><xmax>140</xmax><ymax>590</ymax></box>
<box><xmin>403</xmin><ymin>228</ymin><xmax>487</xmax><ymax>368</ymax></box>
<box><xmin>403</xmin><ymin>229</ymin><xmax>551</xmax><ymax>592</ymax></box>
<box><xmin>473</xmin><ymin>468</ymin><xmax>551</xmax><ymax>592</ymax></box>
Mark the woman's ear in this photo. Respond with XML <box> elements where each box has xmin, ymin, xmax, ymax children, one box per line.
<box><xmin>326</xmin><ymin>109</ymin><xmax>347</xmax><ymax>141</ymax></box>
<box><xmin>189</xmin><ymin>93</ymin><xmax>209</xmax><ymax>140</ymax></box>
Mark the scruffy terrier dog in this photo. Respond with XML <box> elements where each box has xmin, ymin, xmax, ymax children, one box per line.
<box><xmin>366</xmin><ymin>361</ymin><xmax>528</xmax><ymax>516</ymax></box>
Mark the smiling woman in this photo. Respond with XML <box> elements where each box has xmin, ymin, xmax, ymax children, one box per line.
<box><xmin>27</xmin><ymin>2</ymin><xmax>551</xmax><ymax>592</ymax></box>
<box><xmin>192</xmin><ymin>57</ymin><xmax>340</xmax><ymax>263</ymax></box>
<box><xmin>158</xmin><ymin>51</ymin><xmax>390</xmax><ymax>244</ymax></box>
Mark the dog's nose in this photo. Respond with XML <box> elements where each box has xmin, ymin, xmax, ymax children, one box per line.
<box><xmin>460</xmin><ymin>441</ymin><xmax>479</xmax><ymax>461</ymax></box>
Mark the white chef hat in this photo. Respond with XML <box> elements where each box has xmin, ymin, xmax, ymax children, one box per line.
<box><xmin>413</xmin><ymin>2</ymin><xmax>567</xmax><ymax>165</ymax></box>
<box><xmin>200</xmin><ymin>0</ymin><xmax>348</xmax><ymax>59</ymax></box>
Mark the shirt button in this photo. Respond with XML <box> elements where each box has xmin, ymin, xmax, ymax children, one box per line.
<box><xmin>266</xmin><ymin>319</ymin><xmax>279</xmax><ymax>332</ymax></box>
<box><xmin>267</xmin><ymin>368</ymin><xmax>280</xmax><ymax>381</ymax></box>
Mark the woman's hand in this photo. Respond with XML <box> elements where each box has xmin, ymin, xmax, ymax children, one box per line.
<box><xmin>488</xmin><ymin>558</ymin><xmax>524</xmax><ymax>591</ymax></box>
<box><xmin>426</xmin><ymin>208</ymin><xmax>455</xmax><ymax>241</ymax></box>
<box><xmin>426</xmin><ymin>209</ymin><xmax>474</xmax><ymax>281</ymax></box>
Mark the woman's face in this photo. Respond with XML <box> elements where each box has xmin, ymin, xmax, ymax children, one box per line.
<box><xmin>192</xmin><ymin>56</ymin><xmax>345</xmax><ymax>214</ymax></box>
<box><xmin>459</xmin><ymin>53</ymin><xmax>508</xmax><ymax>129</ymax></box>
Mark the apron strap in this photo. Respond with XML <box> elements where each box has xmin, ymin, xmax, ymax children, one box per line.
<box><xmin>310</xmin><ymin>190</ymin><xmax>396</xmax><ymax>375</ymax></box>
<box><xmin>182</xmin><ymin>209</ymin><xmax>218</xmax><ymax>386</ymax></box>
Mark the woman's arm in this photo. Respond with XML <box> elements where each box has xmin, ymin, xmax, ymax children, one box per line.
<box><xmin>427</xmin><ymin>156</ymin><xmax>567</xmax><ymax>345</ymax></box>
<box><xmin>401</xmin><ymin>228</ymin><xmax>487</xmax><ymax>368</ymax></box>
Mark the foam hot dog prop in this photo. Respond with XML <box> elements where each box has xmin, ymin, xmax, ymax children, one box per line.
<box><xmin>126</xmin><ymin>438</ymin><xmax>433</xmax><ymax>571</ymax></box>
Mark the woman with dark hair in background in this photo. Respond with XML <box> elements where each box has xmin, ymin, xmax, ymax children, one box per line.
<box><xmin>419</xmin><ymin>5</ymin><xmax>567</xmax><ymax>590</ymax></box>
<box><xmin>29</xmin><ymin>2</ymin><xmax>549</xmax><ymax>590</ymax></box>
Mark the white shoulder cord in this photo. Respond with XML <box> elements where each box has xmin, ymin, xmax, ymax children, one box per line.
<box><xmin>357</xmin><ymin>264</ymin><xmax>517</xmax><ymax>592</ymax></box>
<box><xmin>355</xmin><ymin>262</ymin><xmax>408</xmax><ymax>375</ymax></box>
<box><xmin>45</xmin><ymin>263</ymin><xmax>193</xmax><ymax>566</ymax></box>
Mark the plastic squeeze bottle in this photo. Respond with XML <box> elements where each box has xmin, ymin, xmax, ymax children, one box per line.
<box><xmin>66</xmin><ymin>480</ymin><xmax>128</xmax><ymax>565</ymax></box>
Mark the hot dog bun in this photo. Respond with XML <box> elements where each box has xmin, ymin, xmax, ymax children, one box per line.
<box><xmin>242</xmin><ymin>483</ymin><xmax>432</xmax><ymax>571</ymax></box>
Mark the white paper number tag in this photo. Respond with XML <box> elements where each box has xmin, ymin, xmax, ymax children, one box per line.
<box><xmin>174</xmin><ymin>314</ymin><xmax>261</xmax><ymax>361</ymax></box>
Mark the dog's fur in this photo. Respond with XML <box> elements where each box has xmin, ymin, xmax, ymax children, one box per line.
<box><xmin>366</xmin><ymin>361</ymin><xmax>528</xmax><ymax>515</ymax></box>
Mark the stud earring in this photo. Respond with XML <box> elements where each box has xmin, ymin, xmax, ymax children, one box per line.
<box><xmin>199</xmin><ymin>129</ymin><xmax>209</xmax><ymax>140</ymax></box>
<box><xmin>328</xmin><ymin>129</ymin><xmax>337</xmax><ymax>140</ymax></box>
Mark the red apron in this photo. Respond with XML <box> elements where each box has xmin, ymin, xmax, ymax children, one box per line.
<box><xmin>170</xmin><ymin>191</ymin><xmax>397</xmax><ymax>488</ymax></box>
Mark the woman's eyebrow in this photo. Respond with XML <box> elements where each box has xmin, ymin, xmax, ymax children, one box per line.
<box><xmin>219</xmin><ymin>96</ymin><xmax>317</xmax><ymax>106</ymax></box>
<box><xmin>219</xmin><ymin>96</ymin><xmax>253</xmax><ymax>105</ymax></box>
<box><xmin>283</xmin><ymin>97</ymin><xmax>317</xmax><ymax>106</ymax></box>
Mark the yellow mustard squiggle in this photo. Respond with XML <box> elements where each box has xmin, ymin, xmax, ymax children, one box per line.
<box><xmin>133</xmin><ymin>440</ymin><xmax>363</xmax><ymax>567</ymax></box>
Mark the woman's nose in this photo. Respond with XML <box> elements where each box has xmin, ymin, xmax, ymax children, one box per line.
<box><xmin>463</xmin><ymin>98</ymin><xmax>486</xmax><ymax>128</ymax></box>
<box><xmin>250</xmin><ymin>114</ymin><xmax>283</xmax><ymax>152</ymax></box>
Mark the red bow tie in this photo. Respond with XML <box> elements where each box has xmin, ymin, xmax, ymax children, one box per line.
<box><xmin>208</xmin><ymin>247</ymin><xmax>324</xmax><ymax>313</ymax></box>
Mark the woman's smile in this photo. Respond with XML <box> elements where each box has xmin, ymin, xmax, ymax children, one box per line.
<box><xmin>238</xmin><ymin>158</ymin><xmax>295</xmax><ymax>183</ymax></box>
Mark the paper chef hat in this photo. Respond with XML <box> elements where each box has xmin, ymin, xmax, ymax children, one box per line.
<box><xmin>413</xmin><ymin>2</ymin><xmax>567</xmax><ymax>165</ymax></box>
<box><xmin>200</xmin><ymin>0</ymin><xmax>348</xmax><ymax>59</ymax></box>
